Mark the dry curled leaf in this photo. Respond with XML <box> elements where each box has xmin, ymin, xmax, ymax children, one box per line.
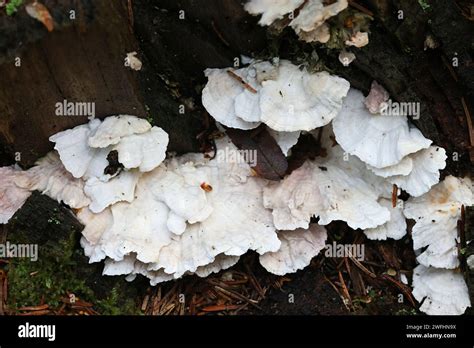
<box><xmin>226</xmin><ymin>125</ymin><xmax>288</xmax><ymax>181</ymax></box>
<box><xmin>25</xmin><ymin>1</ymin><xmax>54</xmax><ymax>32</ymax></box>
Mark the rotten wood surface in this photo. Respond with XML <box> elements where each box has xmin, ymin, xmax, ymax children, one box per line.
<box><xmin>0</xmin><ymin>0</ymin><xmax>145</xmax><ymax>167</ymax></box>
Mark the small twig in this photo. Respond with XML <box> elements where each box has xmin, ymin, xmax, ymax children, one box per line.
<box><xmin>18</xmin><ymin>304</ymin><xmax>49</xmax><ymax>311</ymax></box>
<box><xmin>227</xmin><ymin>70</ymin><xmax>257</xmax><ymax>93</ymax></box>
<box><xmin>213</xmin><ymin>285</ymin><xmax>261</xmax><ymax>310</ymax></box>
<box><xmin>211</xmin><ymin>20</ymin><xmax>230</xmax><ymax>47</ymax></box>
<box><xmin>380</xmin><ymin>274</ymin><xmax>416</xmax><ymax>307</ymax></box>
<box><xmin>201</xmin><ymin>304</ymin><xmax>240</xmax><ymax>312</ymax></box>
<box><xmin>461</xmin><ymin>97</ymin><xmax>474</xmax><ymax>148</ymax></box>
<box><xmin>338</xmin><ymin>271</ymin><xmax>352</xmax><ymax>307</ymax></box>
<box><xmin>18</xmin><ymin>309</ymin><xmax>51</xmax><ymax>316</ymax></box>
<box><xmin>392</xmin><ymin>184</ymin><xmax>398</xmax><ymax>208</ymax></box>
<box><xmin>348</xmin><ymin>0</ymin><xmax>374</xmax><ymax>16</ymax></box>
<box><xmin>349</xmin><ymin>256</ymin><xmax>377</xmax><ymax>279</ymax></box>
<box><xmin>244</xmin><ymin>263</ymin><xmax>266</xmax><ymax>299</ymax></box>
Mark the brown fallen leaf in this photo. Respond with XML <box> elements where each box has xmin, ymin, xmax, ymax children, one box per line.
<box><xmin>25</xmin><ymin>1</ymin><xmax>54</xmax><ymax>32</ymax></box>
<box><xmin>287</xmin><ymin>132</ymin><xmax>326</xmax><ymax>174</ymax></box>
<box><xmin>226</xmin><ymin>125</ymin><xmax>288</xmax><ymax>181</ymax></box>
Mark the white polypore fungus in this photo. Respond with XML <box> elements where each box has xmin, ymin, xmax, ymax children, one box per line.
<box><xmin>14</xmin><ymin>152</ymin><xmax>91</xmax><ymax>209</ymax></box>
<box><xmin>404</xmin><ymin>176</ymin><xmax>473</xmax><ymax>269</ymax></box>
<box><xmin>147</xmin><ymin>155</ymin><xmax>279</xmax><ymax>278</ymax></box>
<box><xmin>259</xmin><ymin>224</ymin><xmax>327</xmax><ymax>275</ymax></box>
<box><xmin>114</xmin><ymin>127</ymin><xmax>169</xmax><ymax>172</ymax></box>
<box><xmin>84</xmin><ymin>171</ymin><xmax>141</xmax><ymax>213</ymax></box>
<box><xmin>387</xmin><ymin>146</ymin><xmax>446</xmax><ymax>197</ymax></box>
<box><xmin>50</xmin><ymin>116</ymin><xmax>168</xmax><ymax>212</ymax></box>
<box><xmin>244</xmin><ymin>0</ymin><xmax>304</xmax><ymax>26</ymax></box>
<box><xmin>87</xmin><ymin>115</ymin><xmax>151</xmax><ymax>148</ymax></box>
<box><xmin>333</xmin><ymin>89</ymin><xmax>431</xmax><ymax>168</ymax></box>
<box><xmin>263</xmin><ymin>161</ymin><xmax>324</xmax><ymax>230</ymax></box>
<box><xmin>202</xmin><ymin>60</ymin><xmax>350</xmax><ymax>132</ymax></box>
<box><xmin>0</xmin><ymin>166</ymin><xmax>31</xmax><ymax>224</ymax></box>
<box><xmin>244</xmin><ymin>0</ymin><xmax>347</xmax><ymax>43</ymax></box>
<box><xmin>267</xmin><ymin>128</ymin><xmax>301</xmax><ymax>156</ymax></box>
<box><xmin>49</xmin><ymin>119</ymin><xmax>102</xmax><ymax>179</ymax></box>
<box><xmin>263</xmin><ymin>149</ymin><xmax>390</xmax><ymax>230</ymax></box>
<box><xmin>78</xmin><ymin>137</ymin><xmax>280</xmax><ymax>283</ymax></box>
<box><xmin>194</xmin><ymin>254</ymin><xmax>241</xmax><ymax>278</ymax></box>
<box><xmin>259</xmin><ymin>62</ymin><xmax>350</xmax><ymax>131</ymax></box>
<box><xmin>364</xmin><ymin>198</ymin><xmax>407</xmax><ymax>240</ymax></box>
<box><xmin>366</xmin><ymin>155</ymin><xmax>413</xmax><ymax>178</ymax></box>
<box><xmin>202</xmin><ymin>67</ymin><xmax>261</xmax><ymax>129</ymax></box>
<box><xmin>412</xmin><ymin>265</ymin><xmax>471</xmax><ymax>315</ymax></box>
<box><xmin>290</xmin><ymin>0</ymin><xmax>348</xmax><ymax>43</ymax></box>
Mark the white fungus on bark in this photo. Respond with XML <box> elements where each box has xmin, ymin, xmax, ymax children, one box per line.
<box><xmin>202</xmin><ymin>59</ymin><xmax>350</xmax><ymax>133</ymax></box>
<box><xmin>263</xmin><ymin>128</ymin><xmax>391</xmax><ymax>231</ymax></box>
<box><xmin>0</xmin><ymin>166</ymin><xmax>32</xmax><ymax>224</ymax></box>
<box><xmin>244</xmin><ymin>0</ymin><xmax>348</xmax><ymax>43</ymax></box>
<box><xmin>259</xmin><ymin>61</ymin><xmax>350</xmax><ymax>131</ymax></box>
<box><xmin>87</xmin><ymin>115</ymin><xmax>151</xmax><ymax>148</ymax></box>
<box><xmin>267</xmin><ymin>128</ymin><xmax>301</xmax><ymax>156</ymax></box>
<box><xmin>259</xmin><ymin>224</ymin><xmax>327</xmax><ymax>275</ymax></box>
<box><xmin>244</xmin><ymin>0</ymin><xmax>305</xmax><ymax>26</ymax></box>
<box><xmin>412</xmin><ymin>265</ymin><xmax>471</xmax><ymax>315</ymax></box>
<box><xmin>364</xmin><ymin>198</ymin><xmax>406</xmax><ymax>240</ymax></box>
<box><xmin>387</xmin><ymin>146</ymin><xmax>447</xmax><ymax>197</ymax></box>
<box><xmin>77</xmin><ymin>137</ymin><xmax>281</xmax><ymax>282</ymax></box>
<box><xmin>333</xmin><ymin>89</ymin><xmax>432</xmax><ymax>168</ymax></box>
<box><xmin>404</xmin><ymin>176</ymin><xmax>473</xmax><ymax>269</ymax></box>
<box><xmin>14</xmin><ymin>152</ymin><xmax>91</xmax><ymax>209</ymax></box>
<box><xmin>83</xmin><ymin>171</ymin><xmax>141</xmax><ymax>213</ymax></box>
<box><xmin>49</xmin><ymin>116</ymin><xmax>169</xmax><ymax>212</ymax></box>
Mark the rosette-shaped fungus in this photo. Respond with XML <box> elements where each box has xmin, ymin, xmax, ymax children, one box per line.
<box><xmin>202</xmin><ymin>59</ymin><xmax>350</xmax><ymax>132</ymax></box>
<box><xmin>50</xmin><ymin>115</ymin><xmax>169</xmax><ymax>212</ymax></box>
<box><xmin>78</xmin><ymin>137</ymin><xmax>281</xmax><ymax>282</ymax></box>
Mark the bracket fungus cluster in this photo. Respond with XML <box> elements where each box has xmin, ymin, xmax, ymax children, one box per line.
<box><xmin>201</xmin><ymin>61</ymin><xmax>472</xmax><ymax>314</ymax></box>
<box><xmin>0</xmin><ymin>57</ymin><xmax>472</xmax><ymax>315</ymax></box>
<box><xmin>0</xmin><ymin>116</ymin><xmax>332</xmax><ymax>284</ymax></box>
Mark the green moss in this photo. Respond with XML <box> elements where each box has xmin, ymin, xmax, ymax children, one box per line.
<box><xmin>417</xmin><ymin>0</ymin><xmax>431</xmax><ymax>12</ymax></box>
<box><xmin>95</xmin><ymin>285</ymin><xmax>142</xmax><ymax>315</ymax></box>
<box><xmin>7</xmin><ymin>256</ymin><xmax>94</xmax><ymax>309</ymax></box>
<box><xmin>6</xmin><ymin>0</ymin><xmax>23</xmax><ymax>16</ymax></box>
